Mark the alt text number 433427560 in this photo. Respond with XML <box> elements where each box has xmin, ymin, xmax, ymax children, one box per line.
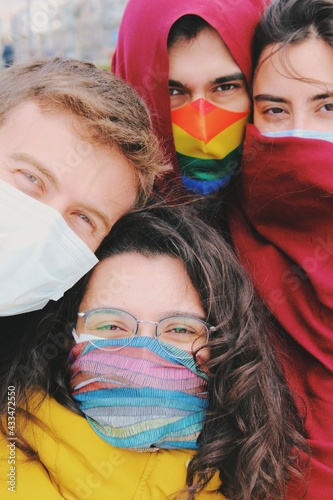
<box><xmin>7</xmin><ymin>386</ymin><xmax>16</xmax><ymax>493</ymax></box>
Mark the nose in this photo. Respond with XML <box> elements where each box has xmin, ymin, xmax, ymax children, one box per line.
<box><xmin>46</xmin><ymin>197</ymin><xmax>68</xmax><ymax>219</ymax></box>
<box><xmin>291</xmin><ymin>110</ymin><xmax>311</xmax><ymax>130</ymax></box>
<box><xmin>136</xmin><ymin>320</ymin><xmax>158</xmax><ymax>338</ymax></box>
<box><xmin>191</xmin><ymin>92</ymin><xmax>206</xmax><ymax>103</ymax></box>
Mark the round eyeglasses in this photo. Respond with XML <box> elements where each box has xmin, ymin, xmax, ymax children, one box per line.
<box><xmin>77</xmin><ymin>307</ymin><xmax>216</xmax><ymax>353</ymax></box>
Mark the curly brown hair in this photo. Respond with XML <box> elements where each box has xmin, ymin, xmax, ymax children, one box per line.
<box><xmin>0</xmin><ymin>205</ymin><xmax>308</xmax><ymax>499</ymax></box>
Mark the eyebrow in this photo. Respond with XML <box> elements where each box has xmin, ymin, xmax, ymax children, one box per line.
<box><xmin>162</xmin><ymin>310</ymin><xmax>206</xmax><ymax>321</ymax></box>
<box><xmin>11</xmin><ymin>152</ymin><xmax>59</xmax><ymax>187</ymax></box>
<box><xmin>11</xmin><ymin>152</ymin><xmax>111</xmax><ymax>233</ymax></box>
<box><xmin>312</xmin><ymin>91</ymin><xmax>333</xmax><ymax>102</ymax></box>
<box><xmin>169</xmin><ymin>73</ymin><xmax>246</xmax><ymax>90</ymax></box>
<box><xmin>212</xmin><ymin>73</ymin><xmax>246</xmax><ymax>85</ymax></box>
<box><xmin>168</xmin><ymin>79</ymin><xmax>187</xmax><ymax>90</ymax></box>
<box><xmin>255</xmin><ymin>91</ymin><xmax>333</xmax><ymax>104</ymax></box>
<box><xmin>254</xmin><ymin>94</ymin><xmax>288</xmax><ymax>104</ymax></box>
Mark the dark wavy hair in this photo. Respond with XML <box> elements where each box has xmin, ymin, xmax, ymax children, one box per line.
<box><xmin>0</xmin><ymin>206</ymin><xmax>307</xmax><ymax>499</ymax></box>
<box><xmin>252</xmin><ymin>0</ymin><xmax>333</xmax><ymax>79</ymax></box>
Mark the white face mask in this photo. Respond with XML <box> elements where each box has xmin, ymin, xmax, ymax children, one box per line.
<box><xmin>0</xmin><ymin>180</ymin><xmax>98</xmax><ymax>316</ymax></box>
<box><xmin>262</xmin><ymin>129</ymin><xmax>333</xmax><ymax>143</ymax></box>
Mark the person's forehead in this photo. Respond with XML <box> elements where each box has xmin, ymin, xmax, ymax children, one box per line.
<box><xmin>257</xmin><ymin>38</ymin><xmax>333</xmax><ymax>81</ymax></box>
<box><xmin>169</xmin><ymin>26</ymin><xmax>231</xmax><ymax>58</ymax></box>
<box><xmin>80</xmin><ymin>253</ymin><xmax>203</xmax><ymax>313</ymax></box>
<box><xmin>168</xmin><ymin>27</ymin><xmax>240</xmax><ymax>82</ymax></box>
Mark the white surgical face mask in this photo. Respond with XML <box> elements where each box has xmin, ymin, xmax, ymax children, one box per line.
<box><xmin>262</xmin><ymin>129</ymin><xmax>333</xmax><ymax>143</ymax></box>
<box><xmin>0</xmin><ymin>180</ymin><xmax>98</xmax><ymax>316</ymax></box>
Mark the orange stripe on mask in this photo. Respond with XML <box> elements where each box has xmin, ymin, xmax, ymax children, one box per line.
<box><xmin>171</xmin><ymin>98</ymin><xmax>249</xmax><ymax>143</ymax></box>
<box><xmin>172</xmin><ymin>114</ymin><xmax>249</xmax><ymax>159</ymax></box>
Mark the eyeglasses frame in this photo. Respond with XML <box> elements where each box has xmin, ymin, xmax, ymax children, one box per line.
<box><xmin>77</xmin><ymin>307</ymin><xmax>217</xmax><ymax>344</ymax></box>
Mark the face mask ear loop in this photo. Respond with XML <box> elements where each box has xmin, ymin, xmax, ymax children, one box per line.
<box><xmin>72</xmin><ymin>328</ymin><xmax>81</xmax><ymax>344</ymax></box>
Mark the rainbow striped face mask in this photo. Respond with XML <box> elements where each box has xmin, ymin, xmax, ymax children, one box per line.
<box><xmin>171</xmin><ymin>98</ymin><xmax>249</xmax><ymax>195</ymax></box>
<box><xmin>69</xmin><ymin>336</ymin><xmax>208</xmax><ymax>451</ymax></box>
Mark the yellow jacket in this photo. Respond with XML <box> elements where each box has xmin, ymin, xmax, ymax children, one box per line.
<box><xmin>0</xmin><ymin>395</ymin><xmax>224</xmax><ymax>499</ymax></box>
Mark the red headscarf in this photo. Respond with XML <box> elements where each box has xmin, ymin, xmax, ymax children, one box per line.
<box><xmin>112</xmin><ymin>0</ymin><xmax>268</xmax><ymax>199</ymax></box>
<box><xmin>230</xmin><ymin>124</ymin><xmax>333</xmax><ymax>497</ymax></box>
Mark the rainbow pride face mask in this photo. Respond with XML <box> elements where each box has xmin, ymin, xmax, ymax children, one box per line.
<box><xmin>171</xmin><ymin>98</ymin><xmax>249</xmax><ymax>195</ymax></box>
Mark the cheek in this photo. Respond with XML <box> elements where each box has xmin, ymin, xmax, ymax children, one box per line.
<box><xmin>238</xmin><ymin>88</ymin><xmax>251</xmax><ymax>108</ymax></box>
<box><xmin>170</xmin><ymin>95</ymin><xmax>189</xmax><ymax>110</ymax></box>
<box><xmin>253</xmin><ymin>107</ymin><xmax>264</xmax><ymax>129</ymax></box>
<box><xmin>0</xmin><ymin>172</ymin><xmax>15</xmax><ymax>188</ymax></box>
<box><xmin>75</xmin><ymin>316</ymin><xmax>85</xmax><ymax>333</ymax></box>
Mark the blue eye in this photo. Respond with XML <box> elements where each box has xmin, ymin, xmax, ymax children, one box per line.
<box><xmin>78</xmin><ymin>213</ymin><xmax>92</xmax><ymax>224</ymax></box>
<box><xmin>24</xmin><ymin>172</ymin><xmax>39</xmax><ymax>183</ymax></box>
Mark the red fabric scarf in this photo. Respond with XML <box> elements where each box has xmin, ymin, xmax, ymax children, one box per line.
<box><xmin>112</xmin><ymin>0</ymin><xmax>268</xmax><ymax>200</ymax></box>
<box><xmin>230</xmin><ymin>124</ymin><xmax>333</xmax><ymax>497</ymax></box>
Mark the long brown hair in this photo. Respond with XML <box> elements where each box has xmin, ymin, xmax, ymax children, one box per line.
<box><xmin>0</xmin><ymin>206</ymin><xmax>307</xmax><ymax>499</ymax></box>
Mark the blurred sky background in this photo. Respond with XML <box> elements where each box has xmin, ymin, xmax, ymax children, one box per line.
<box><xmin>0</xmin><ymin>0</ymin><xmax>129</xmax><ymax>68</ymax></box>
